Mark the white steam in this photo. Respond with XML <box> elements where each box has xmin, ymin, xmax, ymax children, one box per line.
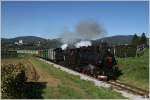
<box><xmin>61</xmin><ymin>44</ymin><xmax>68</xmax><ymax>50</ymax></box>
<box><xmin>76</xmin><ymin>19</ymin><xmax>106</xmax><ymax>40</ymax></box>
<box><xmin>60</xmin><ymin>19</ymin><xmax>106</xmax><ymax>49</ymax></box>
<box><xmin>75</xmin><ymin>41</ymin><xmax>92</xmax><ymax>48</ymax></box>
<box><xmin>60</xmin><ymin>27</ymin><xmax>80</xmax><ymax>45</ymax></box>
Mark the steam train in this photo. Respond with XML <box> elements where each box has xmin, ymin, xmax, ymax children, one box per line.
<box><xmin>38</xmin><ymin>42</ymin><xmax>121</xmax><ymax>80</ymax></box>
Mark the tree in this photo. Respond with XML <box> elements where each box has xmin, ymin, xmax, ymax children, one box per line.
<box><xmin>131</xmin><ymin>33</ymin><xmax>139</xmax><ymax>46</ymax></box>
<box><xmin>139</xmin><ymin>33</ymin><xmax>147</xmax><ymax>45</ymax></box>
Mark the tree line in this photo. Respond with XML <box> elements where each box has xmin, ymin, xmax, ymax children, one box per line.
<box><xmin>131</xmin><ymin>33</ymin><xmax>148</xmax><ymax>46</ymax></box>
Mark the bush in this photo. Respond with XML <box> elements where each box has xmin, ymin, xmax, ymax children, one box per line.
<box><xmin>1</xmin><ymin>63</ymin><xmax>27</xmax><ymax>99</ymax></box>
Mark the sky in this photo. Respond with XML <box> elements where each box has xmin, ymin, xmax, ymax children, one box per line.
<box><xmin>1</xmin><ymin>1</ymin><xmax>149</xmax><ymax>39</ymax></box>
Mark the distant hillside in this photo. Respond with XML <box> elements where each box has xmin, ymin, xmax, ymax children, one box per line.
<box><xmin>1</xmin><ymin>36</ymin><xmax>62</xmax><ymax>50</ymax></box>
<box><xmin>1</xmin><ymin>35</ymin><xmax>148</xmax><ymax>50</ymax></box>
<box><xmin>94</xmin><ymin>35</ymin><xmax>134</xmax><ymax>45</ymax></box>
<box><xmin>1</xmin><ymin>35</ymin><xmax>134</xmax><ymax>44</ymax></box>
<box><xmin>1</xmin><ymin>36</ymin><xmax>47</xmax><ymax>43</ymax></box>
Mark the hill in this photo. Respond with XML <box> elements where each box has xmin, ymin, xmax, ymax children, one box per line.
<box><xmin>97</xmin><ymin>35</ymin><xmax>133</xmax><ymax>45</ymax></box>
<box><xmin>2</xmin><ymin>35</ymin><xmax>134</xmax><ymax>44</ymax></box>
<box><xmin>1</xmin><ymin>36</ymin><xmax>47</xmax><ymax>43</ymax></box>
<box><xmin>1</xmin><ymin>35</ymin><xmax>149</xmax><ymax>50</ymax></box>
<box><xmin>1</xmin><ymin>36</ymin><xmax>62</xmax><ymax>50</ymax></box>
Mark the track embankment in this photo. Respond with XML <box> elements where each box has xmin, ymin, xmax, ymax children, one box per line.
<box><xmin>38</xmin><ymin>58</ymin><xmax>149</xmax><ymax>99</ymax></box>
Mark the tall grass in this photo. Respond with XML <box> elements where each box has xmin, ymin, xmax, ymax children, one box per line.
<box><xmin>117</xmin><ymin>48</ymin><xmax>149</xmax><ymax>90</ymax></box>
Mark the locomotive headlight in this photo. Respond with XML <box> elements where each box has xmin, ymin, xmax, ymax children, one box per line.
<box><xmin>108</xmin><ymin>48</ymin><xmax>111</xmax><ymax>52</ymax></box>
<box><xmin>98</xmin><ymin>60</ymin><xmax>102</xmax><ymax>64</ymax></box>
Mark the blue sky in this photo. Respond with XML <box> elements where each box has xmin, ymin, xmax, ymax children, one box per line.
<box><xmin>1</xmin><ymin>1</ymin><xmax>149</xmax><ymax>39</ymax></box>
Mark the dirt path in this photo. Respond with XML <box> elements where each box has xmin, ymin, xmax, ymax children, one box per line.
<box><xmin>24</xmin><ymin>60</ymin><xmax>39</xmax><ymax>81</ymax></box>
<box><xmin>26</xmin><ymin>59</ymin><xmax>60</xmax><ymax>87</ymax></box>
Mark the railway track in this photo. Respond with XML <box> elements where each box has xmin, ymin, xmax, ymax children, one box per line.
<box><xmin>39</xmin><ymin>58</ymin><xmax>149</xmax><ymax>98</ymax></box>
<box><xmin>84</xmin><ymin>73</ymin><xmax>149</xmax><ymax>98</ymax></box>
<box><xmin>107</xmin><ymin>80</ymin><xmax>149</xmax><ymax>98</ymax></box>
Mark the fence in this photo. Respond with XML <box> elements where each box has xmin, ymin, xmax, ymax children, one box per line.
<box><xmin>17</xmin><ymin>50</ymin><xmax>38</xmax><ymax>55</ymax></box>
<box><xmin>113</xmin><ymin>45</ymin><xmax>137</xmax><ymax>58</ymax></box>
<box><xmin>1</xmin><ymin>50</ymin><xmax>18</xmax><ymax>58</ymax></box>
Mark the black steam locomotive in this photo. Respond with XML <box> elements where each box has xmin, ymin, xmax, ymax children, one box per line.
<box><xmin>38</xmin><ymin>43</ymin><xmax>121</xmax><ymax>80</ymax></box>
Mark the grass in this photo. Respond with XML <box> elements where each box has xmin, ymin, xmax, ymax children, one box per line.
<box><xmin>1</xmin><ymin>54</ymin><xmax>32</xmax><ymax>65</ymax></box>
<box><xmin>117</xmin><ymin>48</ymin><xmax>149</xmax><ymax>90</ymax></box>
<box><xmin>2</xmin><ymin>49</ymin><xmax>149</xmax><ymax>98</ymax></box>
<box><xmin>30</xmin><ymin>58</ymin><xmax>126</xmax><ymax>99</ymax></box>
<box><xmin>1</xmin><ymin>55</ymin><xmax>126</xmax><ymax>99</ymax></box>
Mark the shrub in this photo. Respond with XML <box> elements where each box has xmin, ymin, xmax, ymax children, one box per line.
<box><xmin>1</xmin><ymin>63</ymin><xmax>27</xmax><ymax>99</ymax></box>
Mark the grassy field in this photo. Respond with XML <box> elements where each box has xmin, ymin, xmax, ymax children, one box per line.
<box><xmin>30</xmin><ymin>58</ymin><xmax>125</xmax><ymax>99</ymax></box>
<box><xmin>2</xmin><ymin>48</ymin><xmax>149</xmax><ymax>98</ymax></box>
<box><xmin>117</xmin><ymin>48</ymin><xmax>149</xmax><ymax>90</ymax></box>
<box><xmin>1</xmin><ymin>56</ymin><xmax>125</xmax><ymax>99</ymax></box>
<box><xmin>1</xmin><ymin>55</ymin><xmax>40</xmax><ymax>82</ymax></box>
<box><xmin>1</xmin><ymin>54</ymin><xmax>32</xmax><ymax>65</ymax></box>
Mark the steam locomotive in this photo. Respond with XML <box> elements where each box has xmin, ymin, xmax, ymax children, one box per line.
<box><xmin>38</xmin><ymin>42</ymin><xmax>121</xmax><ymax>80</ymax></box>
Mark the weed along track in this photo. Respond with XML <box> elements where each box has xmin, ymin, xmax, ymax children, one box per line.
<box><xmin>107</xmin><ymin>80</ymin><xmax>149</xmax><ymax>98</ymax></box>
<box><xmin>38</xmin><ymin>58</ymin><xmax>149</xmax><ymax>99</ymax></box>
